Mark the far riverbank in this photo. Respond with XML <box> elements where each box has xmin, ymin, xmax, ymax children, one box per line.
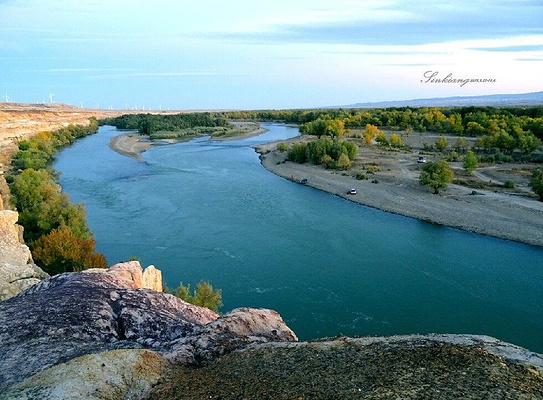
<box><xmin>256</xmin><ymin>140</ymin><xmax>543</xmax><ymax>248</ymax></box>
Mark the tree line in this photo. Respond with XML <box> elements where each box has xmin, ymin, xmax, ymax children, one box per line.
<box><xmin>99</xmin><ymin>106</ymin><xmax>543</xmax><ymax>156</ymax></box>
<box><xmin>101</xmin><ymin>113</ymin><xmax>232</xmax><ymax>137</ymax></box>
<box><xmin>6</xmin><ymin>119</ymin><xmax>107</xmax><ymax>275</ymax></box>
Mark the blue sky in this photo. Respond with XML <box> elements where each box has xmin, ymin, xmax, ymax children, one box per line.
<box><xmin>1</xmin><ymin>0</ymin><xmax>542</xmax><ymax>109</ymax></box>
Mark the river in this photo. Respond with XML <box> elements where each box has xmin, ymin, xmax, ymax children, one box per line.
<box><xmin>53</xmin><ymin>123</ymin><xmax>543</xmax><ymax>353</ymax></box>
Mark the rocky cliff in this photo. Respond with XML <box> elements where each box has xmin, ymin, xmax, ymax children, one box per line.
<box><xmin>0</xmin><ymin>210</ymin><xmax>49</xmax><ymax>301</ymax></box>
<box><xmin>0</xmin><ymin>261</ymin><xmax>297</xmax><ymax>399</ymax></box>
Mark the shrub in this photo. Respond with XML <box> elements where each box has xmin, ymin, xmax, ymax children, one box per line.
<box><xmin>435</xmin><ymin>136</ymin><xmax>448</xmax><ymax>152</ymax></box>
<box><xmin>337</xmin><ymin>153</ymin><xmax>352</xmax><ymax>170</ymax></box>
<box><xmin>277</xmin><ymin>142</ymin><xmax>288</xmax><ymax>152</ymax></box>
<box><xmin>287</xmin><ymin>142</ymin><xmax>308</xmax><ymax>163</ymax></box>
<box><xmin>530</xmin><ymin>168</ymin><xmax>543</xmax><ymax>201</ymax></box>
<box><xmin>31</xmin><ymin>226</ymin><xmax>107</xmax><ymax>274</ymax></box>
<box><xmin>321</xmin><ymin>154</ymin><xmax>333</xmax><ymax>166</ymax></box>
<box><xmin>389</xmin><ymin>133</ymin><xmax>404</xmax><ymax>148</ymax></box>
<box><xmin>463</xmin><ymin>151</ymin><xmax>478</xmax><ymax>175</ymax></box>
<box><xmin>447</xmin><ymin>151</ymin><xmax>460</xmax><ymax>162</ymax></box>
<box><xmin>167</xmin><ymin>281</ymin><xmax>222</xmax><ymax>312</ymax></box>
<box><xmin>356</xmin><ymin>171</ymin><xmax>366</xmax><ymax>180</ymax></box>
<box><xmin>503</xmin><ymin>180</ymin><xmax>516</xmax><ymax>189</ymax></box>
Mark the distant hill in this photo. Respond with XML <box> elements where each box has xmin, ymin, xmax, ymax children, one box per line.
<box><xmin>0</xmin><ymin>102</ymin><xmax>79</xmax><ymax>111</ymax></box>
<box><xmin>337</xmin><ymin>91</ymin><xmax>543</xmax><ymax>109</ymax></box>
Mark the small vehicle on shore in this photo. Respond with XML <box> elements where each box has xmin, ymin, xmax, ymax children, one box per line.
<box><xmin>347</xmin><ymin>188</ymin><xmax>357</xmax><ymax>195</ymax></box>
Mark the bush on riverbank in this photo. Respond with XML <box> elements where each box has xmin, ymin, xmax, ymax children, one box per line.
<box><xmin>287</xmin><ymin>138</ymin><xmax>358</xmax><ymax>169</ymax></box>
<box><xmin>31</xmin><ymin>226</ymin><xmax>107</xmax><ymax>274</ymax></box>
<box><xmin>530</xmin><ymin>168</ymin><xmax>543</xmax><ymax>201</ymax></box>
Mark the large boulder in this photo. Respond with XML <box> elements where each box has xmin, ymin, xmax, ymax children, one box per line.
<box><xmin>0</xmin><ymin>261</ymin><xmax>297</xmax><ymax>395</ymax></box>
<box><xmin>0</xmin><ymin>210</ymin><xmax>49</xmax><ymax>300</ymax></box>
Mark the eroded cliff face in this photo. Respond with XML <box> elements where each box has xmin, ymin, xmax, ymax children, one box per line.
<box><xmin>0</xmin><ymin>261</ymin><xmax>297</xmax><ymax>399</ymax></box>
<box><xmin>0</xmin><ymin>210</ymin><xmax>49</xmax><ymax>301</ymax></box>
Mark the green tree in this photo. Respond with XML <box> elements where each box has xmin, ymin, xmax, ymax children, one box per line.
<box><xmin>419</xmin><ymin>160</ymin><xmax>454</xmax><ymax>194</ymax></box>
<box><xmin>287</xmin><ymin>142</ymin><xmax>308</xmax><ymax>163</ymax></box>
<box><xmin>463</xmin><ymin>151</ymin><xmax>478</xmax><ymax>176</ymax></box>
<box><xmin>167</xmin><ymin>281</ymin><xmax>222</xmax><ymax>312</ymax></box>
<box><xmin>10</xmin><ymin>169</ymin><xmax>91</xmax><ymax>242</ymax></box>
<box><xmin>530</xmin><ymin>168</ymin><xmax>543</xmax><ymax>201</ymax></box>
<box><xmin>435</xmin><ymin>136</ymin><xmax>448</xmax><ymax>152</ymax></box>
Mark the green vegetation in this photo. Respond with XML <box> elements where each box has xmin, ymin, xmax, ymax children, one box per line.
<box><xmin>10</xmin><ymin>169</ymin><xmax>90</xmax><ymax>242</ymax></box>
<box><xmin>277</xmin><ymin>142</ymin><xmax>288</xmax><ymax>152</ymax></box>
<box><xmin>6</xmin><ymin>120</ymin><xmax>106</xmax><ymax>275</ymax></box>
<box><xmin>101</xmin><ymin>113</ymin><xmax>233</xmax><ymax>139</ymax></box>
<box><xmin>503</xmin><ymin>180</ymin><xmax>516</xmax><ymax>189</ymax></box>
<box><xmin>419</xmin><ymin>161</ymin><xmax>454</xmax><ymax>194</ymax></box>
<box><xmin>530</xmin><ymin>168</ymin><xmax>543</xmax><ymax>201</ymax></box>
<box><xmin>435</xmin><ymin>136</ymin><xmax>448</xmax><ymax>152</ymax></box>
<box><xmin>100</xmin><ymin>106</ymin><xmax>542</xmax><ymax>161</ymax></box>
<box><xmin>463</xmin><ymin>151</ymin><xmax>478</xmax><ymax>176</ymax></box>
<box><xmin>166</xmin><ymin>281</ymin><xmax>223</xmax><ymax>312</ymax></box>
<box><xmin>299</xmin><ymin>116</ymin><xmax>345</xmax><ymax>138</ymax></box>
<box><xmin>12</xmin><ymin>119</ymin><xmax>99</xmax><ymax>170</ymax></box>
<box><xmin>286</xmin><ymin>138</ymin><xmax>358</xmax><ymax>169</ymax></box>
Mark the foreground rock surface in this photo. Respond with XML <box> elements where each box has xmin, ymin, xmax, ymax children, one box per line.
<box><xmin>151</xmin><ymin>335</ymin><xmax>543</xmax><ymax>399</ymax></box>
<box><xmin>1</xmin><ymin>261</ymin><xmax>542</xmax><ymax>399</ymax></box>
<box><xmin>0</xmin><ymin>210</ymin><xmax>49</xmax><ymax>301</ymax></box>
<box><xmin>0</xmin><ymin>261</ymin><xmax>297</xmax><ymax>398</ymax></box>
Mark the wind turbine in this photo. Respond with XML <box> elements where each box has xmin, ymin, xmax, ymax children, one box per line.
<box><xmin>4</xmin><ymin>93</ymin><xmax>10</xmax><ymax>102</ymax></box>
<box><xmin>80</xmin><ymin>101</ymin><xmax>84</xmax><ymax>108</ymax></box>
<box><xmin>49</xmin><ymin>94</ymin><xmax>54</xmax><ymax>103</ymax></box>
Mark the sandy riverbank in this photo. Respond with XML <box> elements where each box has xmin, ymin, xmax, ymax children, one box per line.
<box><xmin>108</xmin><ymin>123</ymin><xmax>268</xmax><ymax>161</ymax></box>
<box><xmin>256</xmin><ymin>140</ymin><xmax>543</xmax><ymax>248</ymax></box>
<box><xmin>108</xmin><ymin>134</ymin><xmax>155</xmax><ymax>162</ymax></box>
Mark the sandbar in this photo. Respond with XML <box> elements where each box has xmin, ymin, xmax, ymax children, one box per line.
<box><xmin>256</xmin><ymin>140</ymin><xmax>543</xmax><ymax>248</ymax></box>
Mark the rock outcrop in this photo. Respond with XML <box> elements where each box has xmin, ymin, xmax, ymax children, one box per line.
<box><xmin>0</xmin><ymin>210</ymin><xmax>49</xmax><ymax>300</ymax></box>
<box><xmin>0</xmin><ymin>261</ymin><xmax>297</xmax><ymax>398</ymax></box>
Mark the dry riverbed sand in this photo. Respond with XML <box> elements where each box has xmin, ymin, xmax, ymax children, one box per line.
<box><xmin>110</xmin><ymin>128</ymin><xmax>543</xmax><ymax>247</ymax></box>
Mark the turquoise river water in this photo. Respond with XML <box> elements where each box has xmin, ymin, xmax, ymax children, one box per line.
<box><xmin>53</xmin><ymin>124</ymin><xmax>543</xmax><ymax>353</ymax></box>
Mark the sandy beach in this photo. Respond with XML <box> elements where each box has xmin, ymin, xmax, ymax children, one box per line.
<box><xmin>256</xmin><ymin>139</ymin><xmax>543</xmax><ymax>248</ymax></box>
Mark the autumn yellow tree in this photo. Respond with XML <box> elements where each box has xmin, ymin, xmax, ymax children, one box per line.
<box><xmin>31</xmin><ymin>226</ymin><xmax>107</xmax><ymax>274</ymax></box>
<box><xmin>364</xmin><ymin>124</ymin><xmax>383</xmax><ymax>145</ymax></box>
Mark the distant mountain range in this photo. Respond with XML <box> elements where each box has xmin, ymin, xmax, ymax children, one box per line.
<box><xmin>336</xmin><ymin>91</ymin><xmax>543</xmax><ymax>109</ymax></box>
